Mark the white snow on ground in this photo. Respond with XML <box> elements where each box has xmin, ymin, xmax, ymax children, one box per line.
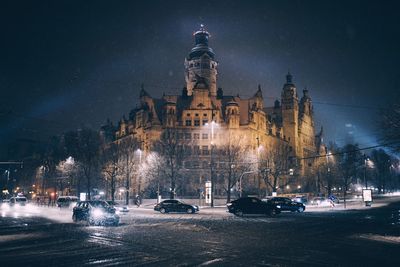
<box><xmin>0</xmin><ymin>203</ymin><xmax>73</xmax><ymax>223</ymax></box>
<box><xmin>355</xmin><ymin>234</ymin><xmax>400</xmax><ymax>244</ymax></box>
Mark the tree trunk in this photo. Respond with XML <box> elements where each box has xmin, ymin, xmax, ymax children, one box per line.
<box><xmin>111</xmin><ymin>174</ymin><xmax>115</xmax><ymax>202</ymax></box>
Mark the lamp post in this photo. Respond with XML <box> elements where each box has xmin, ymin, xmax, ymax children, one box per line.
<box><xmin>256</xmin><ymin>137</ymin><xmax>261</xmax><ymax>198</ymax></box>
<box><xmin>205</xmin><ymin>120</ymin><xmax>218</xmax><ymax>207</ymax></box>
<box><xmin>325</xmin><ymin>148</ymin><xmax>332</xmax><ymax>195</ymax></box>
<box><xmin>137</xmin><ymin>148</ymin><xmax>143</xmax><ymax>194</ymax></box>
<box><xmin>239</xmin><ymin>171</ymin><xmax>257</xmax><ymax>198</ymax></box>
<box><xmin>364</xmin><ymin>154</ymin><xmax>368</xmax><ymax>189</ymax></box>
<box><xmin>210</xmin><ymin>121</ymin><xmax>216</xmax><ymax>207</ymax></box>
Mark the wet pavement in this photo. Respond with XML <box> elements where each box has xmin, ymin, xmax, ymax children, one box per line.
<box><xmin>0</xmin><ymin>198</ymin><xmax>399</xmax><ymax>266</ymax></box>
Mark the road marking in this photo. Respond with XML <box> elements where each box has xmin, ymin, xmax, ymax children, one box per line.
<box><xmin>199</xmin><ymin>258</ymin><xmax>224</xmax><ymax>266</ymax></box>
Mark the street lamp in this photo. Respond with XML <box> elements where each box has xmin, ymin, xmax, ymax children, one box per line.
<box><xmin>136</xmin><ymin>148</ymin><xmax>143</xmax><ymax>194</ymax></box>
<box><xmin>364</xmin><ymin>154</ymin><xmax>369</xmax><ymax>189</ymax></box>
<box><xmin>205</xmin><ymin>120</ymin><xmax>218</xmax><ymax>207</ymax></box>
<box><xmin>256</xmin><ymin>137</ymin><xmax>262</xmax><ymax>197</ymax></box>
<box><xmin>239</xmin><ymin>171</ymin><xmax>257</xmax><ymax>198</ymax></box>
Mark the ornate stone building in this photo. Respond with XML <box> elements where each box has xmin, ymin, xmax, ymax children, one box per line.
<box><xmin>106</xmin><ymin>26</ymin><xmax>324</xmax><ymax>197</ymax></box>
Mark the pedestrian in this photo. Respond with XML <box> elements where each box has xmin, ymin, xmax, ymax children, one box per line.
<box><xmin>329</xmin><ymin>199</ymin><xmax>335</xmax><ymax>208</ymax></box>
<box><xmin>135</xmin><ymin>195</ymin><xmax>141</xmax><ymax>207</ymax></box>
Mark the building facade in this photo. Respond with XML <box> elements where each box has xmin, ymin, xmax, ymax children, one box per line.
<box><xmin>106</xmin><ymin>26</ymin><xmax>324</xmax><ymax>198</ymax></box>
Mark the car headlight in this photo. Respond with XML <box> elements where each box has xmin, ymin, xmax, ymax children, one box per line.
<box><xmin>92</xmin><ymin>208</ymin><xmax>104</xmax><ymax>218</ymax></box>
<box><xmin>276</xmin><ymin>205</ymin><xmax>281</xmax><ymax>209</ymax></box>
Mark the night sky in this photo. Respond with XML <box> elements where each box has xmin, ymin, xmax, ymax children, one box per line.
<box><xmin>1</xmin><ymin>0</ymin><xmax>399</xmax><ymax>159</ymax></box>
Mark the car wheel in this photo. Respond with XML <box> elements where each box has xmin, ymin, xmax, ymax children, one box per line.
<box><xmin>234</xmin><ymin>210</ymin><xmax>243</xmax><ymax>217</ymax></box>
<box><xmin>160</xmin><ymin>208</ymin><xmax>167</xmax><ymax>214</ymax></box>
<box><xmin>269</xmin><ymin>209</ymin><xmax>278</xmax><ymax>216</ymax></box>
<box><xmin>297</xmin><ymin>207</ymin><xmax>304</xmax><ymax>213</ymax></box>
<box><xmin>86</xmin><ymin>217</ymin><xmax>94</xmax><ymax>226</ymax></box>
<box><xmin>187</xmin><ymin>208</ymin><xmax>194</xmax><ymax>214</ymax></box>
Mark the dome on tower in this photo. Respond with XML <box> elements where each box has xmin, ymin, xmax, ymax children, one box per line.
<box><xmin>188</xmin><ymin>24</ymin><xmax>215</xmax><ymax>60</ymax></box>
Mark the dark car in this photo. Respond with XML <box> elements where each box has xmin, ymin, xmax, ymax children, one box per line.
<box><xmin>72</xmin><ymin>200</ymin><xmax>119</xmax><ymax>226</ymax></box>
<box><xmin>227</xmin><ymin>197</ymin><xmax>281</xmax><ymax>216</ymax></box>
<box><xmin>154</xmin><ymin>199</ymin><xmax>199</xmax><ymax>214</ymax></box>
<box><xmin>106</xmin><ymin>200</ymin><xmax>130</xmax><ymax>213</ymax></box>
<box><xmin>57</xmin><ymin>196</ymin><xmax>78</xmax><ymax>208</ymax></box>
<box><xmin>291</xmin><ymin>196</ymin><xmax>308</xmax><ymax>205</ymax></box>
<box><xmin>266</xmin><ymin>197</ymin><xmax>305</xmax><ymax>212</ymax></box>
<box><xmin>9</xmin><ymin>196</ymin><xmax>27</xmax><ymax>206</ymax></box>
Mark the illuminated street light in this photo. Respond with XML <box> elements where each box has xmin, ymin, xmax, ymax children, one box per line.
<box><xmin>136</xmin><ymin>148</ymin><xmax>143</xmax><ymax>196</ymax></box>
<box><xmin>205</xmin><ymin>120</ymin><xmax>218</xmax><ymax>207</ymax></box>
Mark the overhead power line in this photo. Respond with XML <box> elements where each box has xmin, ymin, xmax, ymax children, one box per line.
<box><xmin>297</xmin><ymin>142</ymin><xmax>400</xmax><ymax>161</ymax></box>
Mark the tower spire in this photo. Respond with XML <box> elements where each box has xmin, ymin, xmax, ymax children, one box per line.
<box><xmin>185</xmin><ymin>25</ymin><xmax>218</xmax><ymax>96</ymax></box>
<box><xmin>286</xmin><ymin>72</ymin><xmax>293</xmax><ymax>84</ymax></box>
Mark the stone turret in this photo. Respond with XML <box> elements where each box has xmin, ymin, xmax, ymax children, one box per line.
<box><xmin>299</xmin><ymin>88</ymin><xmax>313</xmax><ymax>116</ymax></box>
<box><xmin>281</xmin><ymin>72</ymin><xmax>299</xmax><ymax>154</ymax></box>
<box><xmin>163</xmin><ymin>100</ymin><xmax>177</xmax><ymax>128</ymax></box>
<box><xmin>184</xmin><ymin>25</ymin><xmax>218</xmax><ymax>96</ymax></box>
<box><xmin>225</xmin><ymin>101</ymin><xmax>240</xmax><ymax>129</ymax></box>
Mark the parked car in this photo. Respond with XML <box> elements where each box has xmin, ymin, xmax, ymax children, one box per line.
<box><xmin>57</xmin><ymin>196</ymin><xmax>78</xmax><ymax>208</ymax></box>
<box><xmin>72</xmin><ymin>200</ymin><xmax>119</xmax><ymax>226</ymax></box>
<box><xmin>310</xmin><ymin>197</ymin><xmax>329</xmax><ymax>206</ymax></box>
<box><xmin>106</xmin><ymin>200</ymin><xmax>130</xmax><ymax>213</ymax></box>
<box><xmin>227</xmin><ymin>197</ymin><xmax>281</xmax><ymax>216</ymax></box>
<box><xmin>9</xmin><ymin>196</ymin><xmax>27</xmax><ymax>206</ymax></box>
<box><xmin>292</xmin><ymin>196</ymin><xmax>308</xmax><ymax>205</ymax></box>
<box><xmin>266</xmin><ymin>197</ymin><xmax>305</xmax><ymax>212</ymax></box>
<box><xmin>154</xmin><ymin>200</ymin><xmax>199</xmax><ymax>214</ymax></box>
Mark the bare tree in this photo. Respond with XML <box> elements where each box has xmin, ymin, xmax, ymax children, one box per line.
<box><xmin>39</xmin><ymin>135</ymin><xmax>65</xmax><ymax>196</ymax></box>
<box><xmin>216</xmin><ymin>132</ymin><xmax>253</xmax><ymax>203</ymax></box>
<box><xmin>259</xmin><ymin>141</ymin><xmax>291</xmax><ymax>195</ymax></box>
<box><xmin>371</xmin><ymin>149</ymin><xmax>391</xmax><ymax>194</ymax></box>
<box><xmin>140</xmin><ymin>152</ymin><xmax>166</xmax><ymax>199</ymax></box>
<box><xmin>101</xmin><ymin>142</ymin><xmax>122</xmax><ymax>201</ymax></box>
<box><xmin>64</xmin><ymin>128</ymin><xmax>101</xmax><ymax>200</ymax></box>
<box><xmin>55</xmin><ymin>156</ymin><xmax>78</xmax><ymax>196</ymax></box>
<box><xmin>381</xmin><ymin>103</ymin><xmax>400</xmax><ymax>152</ymax></box>
<box><xmin>155</xmin><ymin>128</ymin><xmax>184</xmax><ymax>199</ymax></box>
<box><xmin>117</xmin><ymin>136</ymin><xmax>139</xmax><ymax>205</ymax></box>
